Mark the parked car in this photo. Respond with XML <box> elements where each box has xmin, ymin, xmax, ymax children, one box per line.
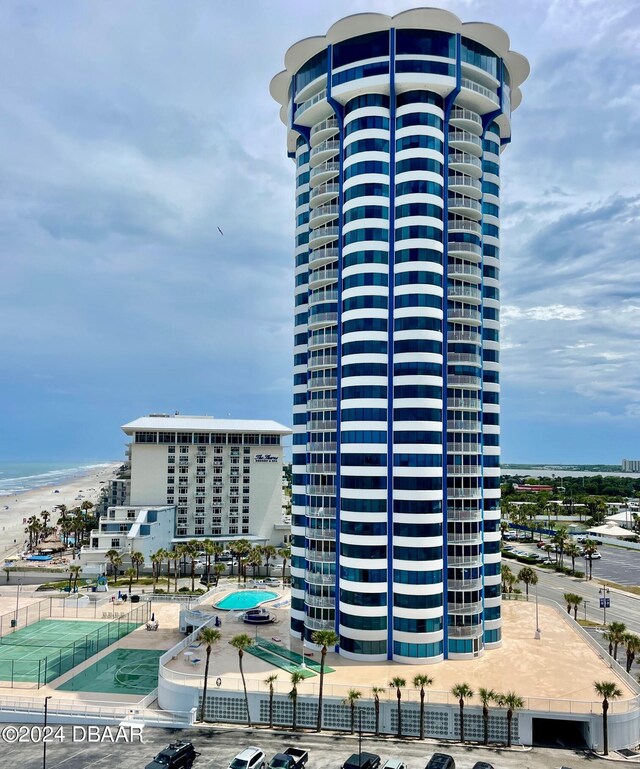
<box><xmin>382</xmin><ymin>760</ymin><xmax>407</xmax><ymax>769</ymax></box>
<box><xmin>145</xmin><ymin>740</ymin><xmax>198</xmax><ymax>769</ymax></box>
<box><xmin>536</xmin><ymin>540</ymin><xmax>547</xmax><ymax>549</ymax></box>
<box><xmin>270</xmin><ymin>564</ymin><xmax>283</xmax><ymax>574</ymax></box>
<box><xmin>263</xmin><ymin>577</ymin><xmax>281</xmax><ymax>587</ymax></box>
<box><xmin>229</xmin><ymin>748</ymin><xmax>266</xmax><ymax>769</ymax></box>
<box><xmin>471</xmin><ymin>763</ymin><xmax>495</xmax><ymax>769</ymax></box>
<box><xmin>583</xmin><ymin>549</ymin><xmax>602</xmax><ymax>559</ymax></box>
<box><xmin>268</xmin><ymin>748</ymin><xmax>308</xmax><ymax>769</ymax></box>
<box><xmin>503</xmin><ymin>532</ymin><xmax>517</xmax><ymax>541</ymax></box>
<box><xmin>342</xmin><ymin>752</ymin><xmax>381</xmax><ymax>769</ymax></box>
<box><xmin>425</xmin><ymin>754</ymin><xmax>455</xmax><ymax>769</ymax></box>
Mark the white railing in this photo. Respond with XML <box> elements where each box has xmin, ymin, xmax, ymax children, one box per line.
<box><xmin>447</xmin><ymin>286</ymin><xmax>482</xmax><ymax>300</ymax></box>
<box><xmin>447</xmin><ymin>265</ymin><xmax>481</xmax><ymax>279</ymax></box>
<box><xmin>448</xmin><ymin>173</ymin><xmax>481</xmax><ymax>191</ymax></box>
<box><xmin>307</xmin><ymin>398</ymin><xmax>337</xmax><ymax>410</ymax></box>
<box><xmin>447</xmin><ymin>398</ymin><xmax>481</xmax><ymax>409</ymax></box>
<box><xmin>450</xmin><ymin>107</ymin><xmax>482</xmax><ymax>126</ymax></box>
<box><xmin>448</xmin><ymin>130</ymin><xmax>482</xmax><ymax>148</ymax></box>
<box><xmin>448</xmin><ymin>308</ymin><xmax>481</xmax><ymax>321</ymax></box>
<box><xmin>295</xmin><ymin>88</ymin><xmax>327</xmax><ymax>118</ymax></box>
<box><xmin>448</xmin><ymin>241</ymin><xmax>482</xmax><ymax>255</ymax></box>
<box><xmin>448</xmin><ymin>152</ymin><xmax>482</xmax><ymax>169</ymax></box>
<box><xmin>308</xmin><ymin>314</ymin><xmax>338</xmax><ymax>328</ymax></box>
<box><xmin>447</xmin><ymin>375</ymin><xmax>482</xmax><ymax>387</ymax></box>
<box><xmin>310</xmin><ymin>204</ymin><xmax>339</xmax><ymax>222</ymax></box>
<box><xmin>448</xmin><ymin>218</ymin><xmax>482</xmax><ymax>234</ymax></box>
<box><xmin>310</xmin><ymin>182</ymin><xmax>340</xmax><ymax>201</ymax></box>
<box><xmin>311</xmin><ymin>116</ymin><xmax>338</xmax><ymax>138</ymax></box>
<box><xmin>461</xmin><ymin>77</ymin><xmax>499</xmax><ymax>104</ymax></box>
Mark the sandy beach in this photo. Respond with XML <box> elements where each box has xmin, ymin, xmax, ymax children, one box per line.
<box><xmin>0</xmin><ymin>463</ymin><xmax>120</xmax><ymax>557</ymax></box>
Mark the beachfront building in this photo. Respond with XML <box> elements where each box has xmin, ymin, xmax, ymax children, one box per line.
<box><xmin>94</xmin><ymin>478</ymin><xmax>131</xmax><ymax>519</ymax></box>
<box><xmin>80</xmin><ymin>504</ymin><xmax>175</xmax><ymax>572</ymax></box>
<box><xmin>121</xmin><ymin>415</ymin><xmax>291</xmax><ymax>546</ymax></box>
<box><xmin>271</xmin><ymin>9</ymin><xmax>528</xmax><ymax>662</ymax></box>
<box><xmin>622</xmin><ymin>459</ymin><xmax>640</xmax><ymax>473</ymax></box>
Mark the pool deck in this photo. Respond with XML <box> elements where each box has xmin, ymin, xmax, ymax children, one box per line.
<box><xmin>163</xmin><ymin>597</ymin><xmax>637</xmax><ymax>714</ymax></box>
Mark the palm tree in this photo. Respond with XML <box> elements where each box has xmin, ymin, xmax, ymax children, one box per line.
<box><xmin>247</xmin><ymin>547</ymin><xmax>263</xmax><ymax>581</ymax></box>
<box><xmin>262</xmin><ymin>545</ymin><xmax>277</xmax><ymax>576</ymax></box>
<box><xmin>165</xmin><ymin>548</ymin><xmax>175</xmax><ymax>590</ymax></box>
<box><xmin>624</xmin><ymin>633</ymin><xmax>640</xmax><ymax>673</ymax></box>
<box><xmin>311</xmin><ymin>629</ymin><xmax>338</xmax><ymax>732</ymax></box>
<box><xmin>582</xmin><ymin>539</ymin><xmax>598</xmax><ymax>580</ymax></box>
<box><xmin>413</xmin><ymin>674</ymin><xmax>433</xmax><ymax>739</ymax></box>
<box><xmin>594</xmin><ymin>681</ymin><xmax>622</xmax><ymax>755</ymax></box>
<box><xmin>478</xmin><ymin>687</ymin><xmax>497</xmax><ymax>745</ymax></box>
<box><xmin>70</xmin><ymin>565</ymin><xmax>82</xmax><ymax>592</ymax></box>
<box><xmin>289</xmin><ymin>670</ymin><xmax>305</xmax><ymax>731</ymax></box>
<box><xmin>213</xmin><ymin>562</ymin><xmax>226</xmax><ymax>582</ymax></box>
<box><xmin>607</xmin><ymin>622</ymin><xmax>627</xmax><ymax>661</ymax></box>
<box><xmin>565</xmin><ymin>541</ymin><xmax>581</xmax><ymax>574</ymax></box>
<box><xmin>499</xmin><ymin>692</ymin><xmax>524</xmax><ymax>747</ymax></box>
<box><xmin>389</xmin><ymin>676</ymin><xmax>406</xmax><ymax>737</ymax></box>
<box><xmin>265</xmin><ymin>673</ymin><xmax>278</xmax><ymax>728</ymax></box>
<box><xmin>553</xmin><ymin>525</ymin><xmax>569</xmax><ymax>567</ymax></box>
<box><xmin>151</xmin><ymin>549</ymin><xmax>166</xmax><ymax>589</ymax></box>
<box><xmin>501</xmin><ymin>563</ymin><xmax>514</xmax><ymax>593</ymax></box>
<box><xmin>517</xmin><ymin>566</ymin><xmax>538</xmax><ymax>598</ymax></box>
<box><xmin>124</xmin><ymin>567</ymin><xmax>136</xmax><ymax>594</ymax></box>
<box><xmin>278</xmin><ymin>545</ymin><xmax>291</xmax><ymax>585</ymax></box>
<box><xmin>563</xmin><ymin>593</ymin><xmax>583</xmax><ymax>620</ymax></box>
<box><xmin>131</xmin><ymin>551</ymin><xmax>145</xmax><ymax>581</ymax></box>
<box><xmin>202</xmin><ymin>539</ymin><xmax>220</xmax><ymax>582</ymax></box>
<box><xmin>230</xmin><ymin>633</ymin><xmax>254</xmax><ymax>726</ymax></box>
<box><xmin>343</xmin><ymin>689</ymin><xmax>362</xmax><ymax>734</ymax></box>
<box><xmin>105</xmin><ymin>549</ymin><xmax>122</xmax><ymax>578</ymax></box>
<box><xmin>186</xmin><ymin>539</ymin><xmax>200</xmax><ymax>592</ymax></box>
<box><xmin>452</xmin><ymin>683</ymin><xmax>473</xmax><ymax>744</ymax></box>
<box><xmin>372</xmin><ymin>687</ymin><xmax>384</xmax><ymax>737</ymax></box>
<box><xmin>80</xmin><ymin>500</ymin><xmax>94</xmax><ymax>519</ymax></box>
<box><xmin>543</xmin><ymin>543</ymin><xmax>554</xmax><ymax>562</ymax></box>
<box><xmin>197</xmin><ymin>627</ymin><xmax>221</xmax><ymax>722</ymax></box>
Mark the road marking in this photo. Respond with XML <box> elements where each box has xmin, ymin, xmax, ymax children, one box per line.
<box><xmin>48</xmin><ymin>747</ymin><xmax>93</xmax><ymax>768</ymax></box>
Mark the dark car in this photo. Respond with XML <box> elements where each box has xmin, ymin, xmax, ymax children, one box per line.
<box><xmin>472</xmin><ymin>763</ymin><xmax>495</xmax><ymax>769</ymax></box>
<box><xmin>425</xmin><ymin>755</ymin><xmax>455</xmax><ymax>769</ymax></box>
<box><xmin>342</xmin><ymin>753</ymin><xmax>381</xmax><ymax>769</ymax></box>
<box><xmin>145</xmin><ymin>741</ymin><xmax>198</xmax><ymax>769</ymax></box>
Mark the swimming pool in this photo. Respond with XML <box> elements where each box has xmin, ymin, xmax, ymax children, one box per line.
<box><xmin>215</xmin><ymin>590</ymin><xmax>279</xmax><ymax>610</ymax></box>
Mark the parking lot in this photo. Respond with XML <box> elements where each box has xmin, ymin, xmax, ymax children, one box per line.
<box><xmin>0</xmin><ymin>724</ymin><xmax>606</xmax><ymax>769</ymax></box>
<box><xmin>505</xmin><ymin>537</ymin><xmax>640</xmax><ymax>587</ymax></box>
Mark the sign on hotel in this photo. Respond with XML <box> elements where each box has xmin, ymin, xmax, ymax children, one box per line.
<box><xmin>255</xmin><ymin>454</ymin><xmax>278</xmax><ymax>463</ymax></box>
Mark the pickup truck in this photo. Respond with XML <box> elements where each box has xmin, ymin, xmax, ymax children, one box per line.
<box><xmin>342</xmin><ymin>753</ymin><xmax>381</xmax><ymax>769</ymax></box>
<box><xmin>268</xmin><ymin>748</ymin><xmax>309</xmax><ymax>769</ymax></box>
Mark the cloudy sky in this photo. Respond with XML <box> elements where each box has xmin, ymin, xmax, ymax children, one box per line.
<box><xmin>0</xmin><ymin>0</ymin><xmax>638</xmax><ymax>464</ymax></box>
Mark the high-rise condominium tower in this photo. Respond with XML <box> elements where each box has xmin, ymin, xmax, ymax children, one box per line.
<box><xmin>271</xmin><ymin>9</ymin><xmax>528</xmax><ymax>662</ymax></box>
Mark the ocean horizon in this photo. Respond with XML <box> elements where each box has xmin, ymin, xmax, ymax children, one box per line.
<box><xmin>0</xmin><ymin>461</ymin><xmax>117</xmax><ymax>497</ymax></box>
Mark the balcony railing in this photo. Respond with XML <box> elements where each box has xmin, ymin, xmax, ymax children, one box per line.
<box><xmin>448</xmin><ymin>152</ymin><xmax>481</xmax><ymax>170</ymax></box>
<box><xmin>447</xmin><ymin>375</ymin><xmax>481</xmax><ymax>388</ymax></box>
<box><xmin>305</xmin><ymin>527</ymin><xmax>336</xmax><ymax>540</ymax></box>
<box><xmin>448</xmin><ymin>353</ymin><xmax>482</xmax><ymax>366</ymax></box>
<box><xmin>447</xmin><ymin>420</ymin><xmax>480</xmax><ymax>431</ymax></box>
<box><xmin>309</xmin><ymin>246</ymin><xmax>338</xmax><ymax>266</ymax></box>
<box><xmin>310</xmin><ymin>182</ymin><xmax>339</xmax><ymax>202</ymax></box>
<box><xmin>307</xmin><ymin>484</ymin><xmax>336</xmax><ymax>496</ymax></box>
<box><xmin>461</xmin><ymin>77</ymin><xmax>499</xmax><ymax>105</ymax></box>
<box><xmin>448</xmin><ymin>173</ymin><xmax>481</xmax><ymax>192</ymax></box>
<box><xmin>304</xmin><ymin>616</ymin><xmax>335</xmax><ymax>630</ymax></box>
<box><xmin>448</xmin><ymin>601</ymin><xmax>483</xmax><ymax>615</ymax></box>
<box><xmin>295</xmin><ymin>88</ymin><xmax>327</xmax><ymax>118</ymax></box>
<box><xmin>447</xmin><ymin>264</ymin><xmax>482</xmax><ymax>280</ymax></box>
<box><xmin>447</xmin><ymin>286</ymin><xmax>482</xmax><ymax>301</ymax></box>
<box><xmin>307</xmin><ymin>463</ymin><xmax>336</xmax><ymax>473</ymax></box>
<box><xmin>305</xmin><ymin>595</ymin><xmax>335</xmax><ymax>608</ymax></box>
<box><xmin>308</xmin><ymin>376</ymin><xmax>337</xmax><ymax>389</ymax></box>
<box><xmin>448</xmin><ymin>308</ymin><xmax>481</xmax><ymax>322</ymax></box>
<box><xmin>447</xmin><ymin>398</ymin><xmax>481</xmax><ymax>410</ymax></box>
<box><xmin>448</xmin><ymin>130</ymin><xmax>482</xmax><ymax>149</ymax></box>
<box><xmin>306</xmin><ymin>549</ymin><xmax>336</xmax><ymax>563</ymax></box>
<box><xmin>311</xmin><ymin>116</ymin><xmax>338</xmax><ymax>138</ymax></box>
<box><xmin>450</xmin><ymin>107</ymin><xmax>483</xmax><ymax>128</ymax></box>
<box><xmin>447</xmin><ymin>331</ymin><xmax>480</xmax><ymax>343</ymax></box>
<box><xmin>448</xmin><ymin>624</ymin><xmax>484</xmax><ymax>638</ymax></box>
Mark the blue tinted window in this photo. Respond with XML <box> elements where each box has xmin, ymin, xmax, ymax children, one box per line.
<box><xmin>342</xmin><ymin>384</ymin><xmax>387</xmax><ymax>399</ymax></box>
<box><xmin>343</xmin><ymin>295</ymin><xmax>388</xmax><ymax>311</ymax></box>
<box><xmin>345</xmin><ymin>115</ymin><xmax>389</xmax><ymax>136</ymax></box>
<box><xmin>341</xmin><ymin>407</ymin><xmax>387</xmax><ymax>422</ymax></box>
<box><xmin>393</xmin><ymin>407</ymin><xmax>442</xmax><ymax>421</ymax></box>
<box><xmin>394</xmin><ymin>499</ymin><xmax>442</xmax><ymax>514</ymax></box>
<box><xmin>345</xmin><ymin>93</ymin><xmax>389</xmax><ymax>113</ymax></box>
<box><xmin>396</xmin><ymin>180</ymin><xmax>443</xmax><ymax>197</ymax></box>
<box><xmin>396</xmin><ymin>135</ymin><xmax>443</xmax><ymax>153</ymax></box>
<box><xmin>343</xmin><ymin>227</ymin><xmax>389</xmax><ymax>245</ymax></box>
<box><xmin>295</xmin><ymin>50</ymin><xmax>328</xmax><ymax>93</ymax></box>
<box><xmin>394</xmin><ymin>522</ymin><xmax>442</xmax><ymax>537</ymax></box>
<box><xmin>395</xmin><ymin>293</ymin><xmax>442</xmax><ymax>310</ymax></box>
<box><xmin>396</xmin><ymin>225</ymin><xmax>443</xmax><ymax>242</ymax></box>
<box><xmin>393</xmin><ymin>429</ymin><xmax>442</xmax><ymax>443</ymax></box>
<box><xmin>393</xmin><ymin>590</ymin><xmax>443</xmax><ymax>605</ymax></box>
<box><xmin>333</xmin><ymin>61</ymin><xmax>389</xmax><ymax>86</ymax></box>
<box><xmin>395</xmin><ymin>247</ymin><xmax>442</xmax><ymax>264</ymax></box>
<box><xmin>342</xmin><ymin>363</ymin><xmax>387</xmax><ymax>377</ymax></box>
<box><xmin>394</xmin><ymin>476</ymin><xmax>443</xmax><ymax>491</ymax></box>
<box><xmin>394</xmin><ymin>641</ymin><xmax>444</xmax><ymax>658</ymax></box>
<box><xmin>340</xmin><ymin>568</ymin><xmax>386</xmax><ymax>583</ymax></box>
<box><xmin>341</xmin><ymin>521</ymin><xmax>387</xmax><ymax>536</ymax></box>
<box><xmin>343</xmin><ymin>273</ymin><xmax>388</xmax><ymax>289</ymax></box>
<box><xmin>394</xmin><ymin>363</ymin><xmax>442</xmax><ymax>378</ymax></box>
<box><xmin>461</xmin><ymin>37</ymin><xmax>498</xmax><ymax>78</ymax></box>
<box><xmin>340</xmin><ymin>612</ymin><xmax>387</xmax><ymax>629</ymax></box>
<box><xmin>395</xmin><ymin>270</ymin><xmax>442</xmax><ymax>287</ymax></box>
<box><xmin>344</xmin><ymin>183</ymin><xmax>389</xmax><ymax>202</ymax></box>
<box><xmin>342</xmin><ymin>340</ymin><xmax>387</xmax><ymax>356</ymax></box>
<box><xmin>341</xmin><ymin>429</ymin><xmax>387</xmax><ymax>443</ymax></box>
<box><xmin>345</xmin><ymin>161</ymin><xmax>390</xmax><ymax>180</ymax></box>
<box><xmin>396</xmin><ymin>158</ymin><xmax>444</xmax><ymax>176</ymax></box>
<box><xmin>396</xmin><ymin>203</ymin><xmax>443</xmax><ymax>220</ymax></box>
<box><xmin>343</xmin><ymin>250</ymin><xmax>388</xmax><ymax>267</ymax></box>
<box><xmin>345</xmin><ymin>138</ymin><xmax>390</xmax><ymax>157</ymax></box>
<box><xmin>396</xmin><ymin>111</ymin><xmax>443</xmax><ymax>130</ymax></box>
<box><xmin>396</xmin><ymin>60</ymin><xmax>454</xmax><ymax>76</ymax></box>
<box><xmin>394</xmin><ymin>568</ymin><xmax>442</xmax><ymax>584</ymax></box>
<box><xmin>394</xmin><ymin>316</ymin><xmax>441</xmax><ymax>332</ymax></box>
<box><xmin>339</xmin><ymin>636</ymin><xmax>386</xmax><ymax>655</ymax></box>
<box><xmin>343</xmin><ymin>206</ymin><xmax>389</xmax><ymax>225</ymax></box>
<box><xmin>483</xmin><ymin>160</ymin><xmax>500</xmax><ymax>176</ymax></box>
<box><xmin>396</xmin><ymin>29</ymin><xmax>455</xmax><ymax>58</ymax></box>
<box><xmin>333</xmin><ymin>31</ymin><xmax>389</xmax><ymax>69</ymax></box>
<box><xmin>394</xmin><ymin>616</ymin><xmax>443</xmax><ymax>632</ymax></box>
<box><xmin>341</xmin><ymin>497</ymin><xmax>386</xmax><ymax>512</ymax></box>
<box><xmin>394</xmin><ymin>384</ymin><xmax>442</xmax><ymax>399</ymax></box>
<box><xmin>343</xmin><ymin>317</ymin><xmax>387</xmax><ymax>334</ymax></box>
<box><xmin>340</xmin><ymin>452</ymin><xmax>387</xmax><ymax>466</ymax></box>
<box><xmin>397</xmin><ymin>90</ymin><xmax>443</xmax><ymax>108</ymax></box>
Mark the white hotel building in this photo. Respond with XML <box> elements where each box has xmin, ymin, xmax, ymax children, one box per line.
<box><xmin>81</xmin><ymin>415</ymin><xmax>291</xmax><ymax>570</ymax></box>
<box><xmin>271</xmin><ymin>9</ymin><xmax>528</xmax><ymax>662</ymax></box>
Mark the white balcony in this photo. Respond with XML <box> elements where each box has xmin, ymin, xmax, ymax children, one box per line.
<box><xmin>307</xmin><ymin>375</ymin><xmax>337</xmax><ymax>390</ymax></box>
<box><xmin>448</xmin><ymin>263</ymin><xmax>482</xmax><ymax>281</ymax></box>
<box><xmin>447</xmin><ymin>375</ymin><xmax>482</xmax><ymax>388</ymax></box>
<box><xmin>309</xmin><ymin>225</ymin><xmax>339</xmax><ymax>248</ymax></box>
<box><xmin>309</xmin><ymin>246</ymin><xmax>339</xmax><ymax>268</ymax></box>
<box><xmin>308</xmin><ymin>313</ymin><xmax>338</xmax><ymax>331</ymax></box>
<box><xmin>447</xmin><ymin>420</ymin><xmax>481</xmax><ymax>431</ymax></box>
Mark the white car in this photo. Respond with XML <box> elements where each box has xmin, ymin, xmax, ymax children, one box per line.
<box><xmin>263</xmin><ymin>577</ymin><xmax>281</xmax><ymax>587</ymax></box>
<box><xmin>229</xmin><ymin>748</ymin><xmax>266</xmax><ymax>769</ymax></box>
<box><xmin>583</xmin><ymin>549</ymin><xmax>602</xmax><ymax>560</ymax></box>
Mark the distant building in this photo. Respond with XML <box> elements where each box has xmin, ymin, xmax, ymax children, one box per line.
<box><xmin>622</xmin><ymin>459</ymin><xmax>640</xmax><ymax>472</ymax></box>
<box><xmin>513</xmin><ymin>484</ymin><xmax>553</xmax><ymax>492</ymax></box>
<box><xmin>121</xmin><ymin>414</ymin><xmax>291</xmax><ymax>545</ymax></box>
<box><xmin>81</xmin><ymin>505</ymin><xmax>175</xmax><ymax>571</ymax></box>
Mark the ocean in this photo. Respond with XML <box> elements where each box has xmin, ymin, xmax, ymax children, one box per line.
<box><xmin>0</xmin><ymin>462</ymin><xmax>115</xmax><ymax>497</ymax></box>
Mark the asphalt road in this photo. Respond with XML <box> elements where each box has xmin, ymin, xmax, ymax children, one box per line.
<box><xmin>2</xmin><ymin>724</ymin><xmax>607</xmax><ymax>769</ymax></box>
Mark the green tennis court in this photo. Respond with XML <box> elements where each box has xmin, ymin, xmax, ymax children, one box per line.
<box><xmin>0</xmin><ymin>618</ymin><xmax>139</xmax><ymax>685</ymax></box>
<box><xmin>58</xmin><ymin>648</ymin><xmax>163</xmax><ymax>694</ymax></box>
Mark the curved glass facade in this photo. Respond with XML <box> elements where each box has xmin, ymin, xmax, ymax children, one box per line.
<box><xmin>275</xmin><ymin>18</ymin><xmax>526</xmax><ymax>664</ymax></box>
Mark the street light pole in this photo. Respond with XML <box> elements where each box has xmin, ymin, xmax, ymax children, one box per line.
<box><xmin>599</xmin><ymin>587</ymin><xmax>610</xmax><ymax>625</ymax></box>
<box><xmin>43</xmin><ymin>695</ymin><xmax>52</xmax><ymax>769</ymax></box>
<box><xmin>534</xmin><ymin>579</ymin><xmax>541</xmax><ymax>640</ymax></box>
<box><xmin>358</xmin><ymin>709</ymin><xmax>362</xmax><ymax>765</ymax></box>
